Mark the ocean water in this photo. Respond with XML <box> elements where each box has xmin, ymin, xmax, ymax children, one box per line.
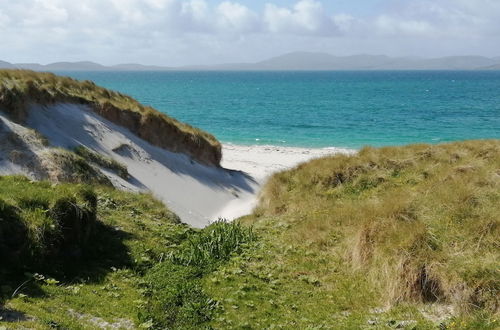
<box><xmin>62</xmin><ymin>71</ymin><xmax>500</xmax><ymax>149</ymax></box>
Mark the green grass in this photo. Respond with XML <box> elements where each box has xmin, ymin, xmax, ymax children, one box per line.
<box><xmin>0</xmin><ymin>69</ymin><xmax>222</xmax><ymax>165</ymax></box>
<box><xmin>42</xmin><ymin>148</ymin><xmax>113</xmax><ymax>185</ymax></box>
<box><xmin>141</xmin><ymin>221</ymin><xmax>255</xmax><ymax>328</ymax></box>
<box><xmin>1</xmin><ymin>140</ymin><xmax>498</xmax><ymax>329</ymax></box>
<box><xmin>203</xmin><ymin>140</ymin><xmax>499</xmax><ymax>329</ymax></box>
<box><xmin>0</xmin><ymin>176</ymin><xmax>254</xmax><ymax>329</ymax></box>
<box><xmin>171</xmin><ymin>220</ymin><xmax>256</xmax><ymax>271</ymax></box>
<box><xmin>74</xmin><ymin>145</ymin><xmax>129</xmax><ymax>179</ymax></box>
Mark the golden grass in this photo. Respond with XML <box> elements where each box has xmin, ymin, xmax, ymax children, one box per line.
<box><xmin>251</xmin><ymin>140</ymin><xmax>499</xmax><ymax>312</ymax></box>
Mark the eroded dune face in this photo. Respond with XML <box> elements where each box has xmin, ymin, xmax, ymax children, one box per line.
<box><xmin>0</xmin><ymin>70</ymin><xmax>222</xmax><ymax>167</ymax></box>
<box><xmin>0</xmin><ymin>104</ymin><xmax>259</xmax><ymax>227</ymax></box>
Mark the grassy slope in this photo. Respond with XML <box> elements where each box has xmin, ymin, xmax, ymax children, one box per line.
<box><xmin>204</xmin><ymin>140</ymin><xmax>499</xmax><ymax>329</ymax></box>
<box><xmin>0</xmin><ymin>69</ymin><xmax>221</xmax><ymax>165</ymax></box>
<box><xmin>1</xmin><ymin>140</ymin><xmax>498</xmax><ymax>329</ymax></box>
<box><xmin>0</xmin><ymin>176</ymin><xmax>254</xmax><ymax>329</ymax></box>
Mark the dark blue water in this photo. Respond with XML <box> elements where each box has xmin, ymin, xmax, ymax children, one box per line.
<box><xmin>61</xmin><ymin>71</ymin><xmax>500</xmax><ymax>149</ymax></box>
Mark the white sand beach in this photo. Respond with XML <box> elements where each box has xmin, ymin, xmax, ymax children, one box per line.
<box><xmin>222</xmin><ymin>144</ymin><xmax>355</xmax><ymax>183</ymax></box>
<box><xmin>1</xmin><ymin>104</ymin><xmax>354</xmax><ymax>227</ymax></box>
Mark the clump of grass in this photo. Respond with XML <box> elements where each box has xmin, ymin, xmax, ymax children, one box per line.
<box><xmin>42</xmin><ymin>148</ymin><xmax>112</xmax><ymax>186</ymax></box>
<box><xmin>139</xmin><ymin>220</ymin><xmax>256</xmax><ymax>328</ymax></box>
<box><xmin>140</xmin><ymin>262</ymin><xmax>219</xmax><ymax>328</ymax></box>
<box><xmin>0</xmin><ymin>176</ymin><xmax>97</xmax><ymax>271</ymax></box>
<box><xmin>0</xmin><ymin>69</ymin><xmax>222</xmax><ymax>166</ymax></box>
<box><xmin>172</xmin><ymin>220</ymin><xmax>256</xmax><ymax>270</ymax></box>
<box><xmin>74</xmin><ymin>146</ymin><xmax>129</xmax><ymax>179</ymax></box>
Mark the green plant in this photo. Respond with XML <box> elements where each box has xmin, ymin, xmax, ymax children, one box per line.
<box><xmin>205</xmin><ymin>140</ymin><xmax>500</xmax><ymax>328</ymax></box>
<box><xmin>172</xmin><ymin>220</ymin><xmax>256</xmax><ymax>271</ymax></box>
<box><xmin>140</xmin><ymin>262</ymin><xmax>218</xmax><ymax>329</ymax></box>
<box><xmin>140</xmin><ymin>220</ymin><xmax>255</xmax><ymax>329</ymax></box>
<box><xmin>74</xmin><ymin>146</ymin><xmax>129</xmax><ymax>179</ymax></box>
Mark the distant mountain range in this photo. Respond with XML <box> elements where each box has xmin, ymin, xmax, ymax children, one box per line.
<box><xmin>2</xmin><ymin>52</ymin><xmax>500</xmax><ymax>71</ymax></box>
<box><xmin>0</xmin><ymin>61</ymin><xmax>174</xmax><ymax>72</ymax></box>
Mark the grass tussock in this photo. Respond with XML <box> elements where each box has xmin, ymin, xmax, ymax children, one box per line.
<box><xmin>0</xmin><ymin>176</ymin><xmax>97</xmax><ymax>272</ymax></box>
<box><xmin>41</xmin><ymin>148</ymin><xmax>112</xmax><ymax>186</ymax></box>
<box><xmin>141</xmin><ymin>220</ymin><xmax>256</xmax><ymax>328</ymax></box>
<box><xmin>259</xmin><ymin>140</ymin><xmax>499</xmax><ymax>309</ymax></box>
<box><xmin>0</xmin><ymin>69</ymin><xmax>221</xmax><ymax>165</ymax></box>
<box><xmin>74</xmin><ymin>146</ymin><xmax>129</xmax><ymax>179</ymax></box>
<box><xmin>172</xmin><ymin>220</ymin><xmax>256</xmax><ymax>270</ymax></box>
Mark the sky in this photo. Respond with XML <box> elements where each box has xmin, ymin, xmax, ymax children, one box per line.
<box><xmin>0</xmin><ymin>0</ymin><xmax>499</xmax><ymax>66</ymax></box>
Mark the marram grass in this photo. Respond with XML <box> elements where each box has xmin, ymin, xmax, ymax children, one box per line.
<box><xmin>0</xmin><ymin>69</ymin><xmax>221</xmax><ymax>165</ymax></box>
<box><xmin>206</xmin><ymin>140</ymin><xmax>499</xmax><ymax>328</ymax></box>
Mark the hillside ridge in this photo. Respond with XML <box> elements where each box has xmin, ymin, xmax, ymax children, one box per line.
<box><xmin>2</xmin><ymin>53</ymin><xmax>500</xmax><ymax>71</ymax></box>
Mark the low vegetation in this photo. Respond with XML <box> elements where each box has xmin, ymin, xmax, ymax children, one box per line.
<box><xmin>0</xmin><ymin>69</ymin><xmax>222</xmax><ymax>166</ymax></box>
<box><xmin>42</xmin><ymin>148</ymin><xmax>113</xmax><ymax>185</ymax></box>
<box><xmin>1</xmin><ymin>140</ymin><xmax>498</xmax><ymax>329</ymax></box>
<box><xmin>205</xmin><ymin>140</ymin><xmax>499</xmax><ymax>328</ymax></box>
<box><xmin>0</xmin><ymin>176</ymin><xmax>255</xmax><ymax>329</ymax></box>
<box><xmin>141</xmin><ymin>221</ymin><xmax>255</xmax><ymax>328</ymax></box>
<box><xmin>74</xmin><ymin>145</ymin><xmax>129</xmax><ymax>179</ymax></box>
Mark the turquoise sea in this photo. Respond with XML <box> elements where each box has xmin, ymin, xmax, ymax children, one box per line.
<box><xmin>63</xmin><ymin>71</ymin><xmax>500</xmax><ymax>149</ymax></box>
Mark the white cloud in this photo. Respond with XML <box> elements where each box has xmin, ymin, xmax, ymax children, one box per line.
<box><xmin>0</xmin><ymin>0</ymin><xmax>499</xmax><ymax>65</ymax></box>
<box><xmin>332</xmin><ymin>14</ymin><xmax>355</xmax><ymax>33</ymax></box>
<box><xmin>20</xmin><ymin>0</ymin><xmax>69</xmax><ymax>26</ymax></box>
<box><xmin>0</xmin><ymin>10</ymin><xmax>10</xmax><ymax>27</ymax></box>
<box><xmin>263</xmin><ymin>0</ymin><xmax>339</xmax><ymax>35</ymax></box>
<box><xmin>370</xmin><ymin>0</ymin><xmax>500</xmax><ymax>38</ymax></box>
<box><xmin>375</xmin><ymin>15</ymin><xmax>435</xmax><ymax>36</ymax></box>
<box><xmin>216</xmin><ymin>2</ymin><xmax>259</xmax><ymax>32</ymax></box>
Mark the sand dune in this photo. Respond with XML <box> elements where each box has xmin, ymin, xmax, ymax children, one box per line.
<box><xmin>1</xmin><ymin>104</ymin><xmax>353</xmax><ymax>227</ymax></box>
<box><xmin>22</xmin><ymin>104</ymin><xmax>258</xmax><ymax>227</ymax></box>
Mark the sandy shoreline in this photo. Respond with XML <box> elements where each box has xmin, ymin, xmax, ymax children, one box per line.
<box><xmin>222</xmin><ymin>143</ymin><xmax>356</xmax><ymax>183</ymax></box>
<box><xmin>217</xmin><ymin>143</ymin><xmax>356</xmax><ymax>220</ymax></box>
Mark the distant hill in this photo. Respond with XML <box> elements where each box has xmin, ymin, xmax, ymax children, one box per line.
<box><xmin>478</xmin><ymin>63</ymin><xmax>500</xmax><ymax>70</ymax></box>
<box><xmin>2</xmin><ymin>53</ymin><xmax>500</xmax><ymax>71</ymax></box>
<box><xmin>0</xmin><ymin>60</ymin><xmax>14</xmax><ymax>69</ymax></box>
<box><xmin>5</xmin><ymin>61</ymin><xmax>172</xmax><ymax>72</ymax></box>
<box><xmin>179</xmin><ymin>52</ymin><xmax>500</xmax><ymax>71</ymax></box>
<box><xmin>17</xmin><ymin>61</ymin><xmax>110</xmax><ymax>71</ymax></box>
<box><xmin>255</xmin><ymin>53</ymin><xmax>397</xmax><ymax>70</ymax></box>
<box><xmin>111</xmin><ymin>63</ymin><xmax>173</xmax><ymax>71</ymax></box>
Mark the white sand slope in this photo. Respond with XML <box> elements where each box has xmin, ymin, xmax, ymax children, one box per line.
<box><xmin>23</xmin><ymin>104</ymin><xmax>258</xmax><ymax>227</ymax></box>
<box><xmin>1</xmin><ymin>104</ymin><xmax>355</xmax><ymax>227</ymax></box>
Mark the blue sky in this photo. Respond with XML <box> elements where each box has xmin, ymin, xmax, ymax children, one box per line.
<box><xmin>0</xmin><ymin>0</ymin><xmax>499</xmax><ymax>66</ymax></box>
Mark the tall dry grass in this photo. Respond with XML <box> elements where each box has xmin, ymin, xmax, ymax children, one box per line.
<box><xmin>253</xmin><ymin>140</ymin><xmax>499</xmax><ymax>313</ymax></box>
